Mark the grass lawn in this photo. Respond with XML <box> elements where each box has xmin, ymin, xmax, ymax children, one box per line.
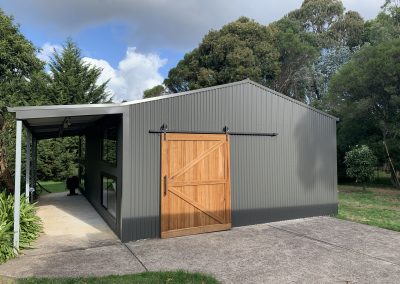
<box><xmin>18</xmin><ymin>271</ymin><xmax>218</xmax><ymax>284</ymax></box>
<box><xmin>37</xmin><ymin>180</ymin><xmax>65</xmax><ymax>194</ymax></box>
<box><xmin>338</xmin><ymin>184</ymin><xmax>400</xmax><ymax>231</ymax></box>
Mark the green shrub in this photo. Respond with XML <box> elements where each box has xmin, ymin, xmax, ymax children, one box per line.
<box><xmin>344</xmin><ymin>145</ymin><xmax>377</xmax><ymax>190</ymax></box>
<box><xmin>0</xmin><ymin>192</ymin><xmax>42</xmax><ymax>263</ymax></box>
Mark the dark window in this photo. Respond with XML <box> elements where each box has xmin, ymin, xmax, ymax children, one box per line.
<box><xmin>102</xmin><ymin>126</ymin><xmax>117</xmax><ymax>165</ymax></box>
<box><xmin>101</xmin><ymin>175</ymin><xmax>117</xmax><ymax>219</ymax></box>
<box><xmin>78</xmin><ymin>136</ymin><xmax>86</xmax><ymax>191</ymax></box>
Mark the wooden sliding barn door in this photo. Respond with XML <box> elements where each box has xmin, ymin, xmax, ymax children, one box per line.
<box><xmin>161</xmin><ymin>133</ymin><xmax>231</xmax><ymax>238</ymax></box>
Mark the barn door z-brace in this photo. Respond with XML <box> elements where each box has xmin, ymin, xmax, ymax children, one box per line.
<box><xmin>149</xmin><ymin>124</ymin><xmax>279</xmax><ymax>138</ymax></box>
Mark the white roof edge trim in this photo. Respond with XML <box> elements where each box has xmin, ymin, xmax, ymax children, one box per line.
<box><xmin>7</xmin><ymin>103</ymin><xmax>123</xmax><ymax>112</ymax></box>
<box><xmin>120</xmin><ymin>79</ymin><xmax>249</xmax><ymax>106</ymax></box>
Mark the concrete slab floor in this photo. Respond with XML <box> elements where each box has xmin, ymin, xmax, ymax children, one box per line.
<box><xmin>126</xmin><ymin>217</ymin><xmax>400</xmax><ymax>284</ymax></box>
<box><xmin>27</xmin><ymin>192</ymin><xmax>120</xmax><ymax>255</ymax></box>
<box><xmin>0</xmin><ymin>192</ymin><xmax>144</xmax><ymax>279</ymax></box>
<box><xmin>1</xmin><ymin>205</ymin><xmax>400</xmax><ymax>283</ymax></box>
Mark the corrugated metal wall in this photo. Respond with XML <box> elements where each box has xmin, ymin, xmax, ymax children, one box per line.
<box><xmin>121</xmin><ymin>81</ymin><xmax>337</xmax><ymax>241</ymax></box>
<box><xmin>85</xmin><ymin>115</ymin><xmax>123</xmax><ymax>237</ymax></box>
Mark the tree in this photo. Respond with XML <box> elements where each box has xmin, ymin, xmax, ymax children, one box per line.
<box><xmin>165</xmin><ymin>1</ymin><xmax>364</xmax><ymax>106</ymax></box>
<box><xmin>164</xmin><ymin>17</ymin><xmax>280</xmax><ymax>93</ymax></box>
<box><xmin>36</xmin><ymin>39</ymin><xmax>112</xmax><ymax>181</ymax></box>
<box><xmin>330</xmin><ymin>39</ymin><xmax>400</xmax><ymax>188</ymax></box>
<box><xmin>143</xmin><ymin>85</ymin><xmax>166</xmax><ymax>99</ymax></box>
<box><xmin>363</xmin><ymin>0</ymin><xmax>400</xmax><ymax>45</ymax></box>
<box><xmin>48</xmin><ymin>39</ymin><xmax>111</xmax><ymax>104</ymax></box>
<box><xmin>329</xmin><ymin>11</ymin><xmax>365</xmax><ymax>48</ymax></box>
<box><xmin>0</xmin><ymin>9</ymin><xmax>48</xmax><ymax>192</ymax></box>
<box><xmin>268</xmin><ymin>17</ymin><xmax>318</xmax><ymax>100</ymax></box>
<box><xmin>302</xmin><ymin>45</ymin><xmax>354</xmax><ymax>106</ymax></box>
<box><xmin>288</xmin><ymin>0</ymin><xmax>344</xmax><ymax>48</ymax></box>
<box><xmin>344</xmin><ymin>145</ymin><xmax>377</xmax><ymax>190</ymax></box>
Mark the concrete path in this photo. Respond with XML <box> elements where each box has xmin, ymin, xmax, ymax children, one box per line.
<box><xmin>0</xmin><ymin>192</ymin><xmax>145</xmax><ymax>278</ymax></box>
<box><xmin>1</xmin><ymin>196</ymin><xmax>400</xmax><ymax>284</ymax></box>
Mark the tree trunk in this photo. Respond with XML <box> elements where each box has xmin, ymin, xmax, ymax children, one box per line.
<box><xmin>383</xmin><ymin>138</ymin><xmax>400</xmax><ymax>189</ymax></box>
<box><xmin>0</xmin><ymin>115</ymin><xmax>15</xmax><ymax>193</ymax></box>
<box><xmin>0</xmin><ymin>155</ymin><xmax>14</xmax><ymax>193</ymax></box>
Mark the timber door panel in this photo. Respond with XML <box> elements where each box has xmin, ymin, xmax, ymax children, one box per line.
<box><xmin>161</xmin><ymin>133</ymin><xmax>231</xmax><ymax>238</ymax></box>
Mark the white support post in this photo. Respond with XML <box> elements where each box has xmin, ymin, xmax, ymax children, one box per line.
<box><xmin>32</xmin><ymin>136</ymin><xmax>37</xmax><ymax>190</ymax></box>
<box><xmin>13</xmin><ymin>120</ymin><xmax>22</xmax><ymax>254</ymax></box>
<box><xmin>25</xmin><ymin>128</ymin><xmax>31</xmax><ymax>202</ymax></box>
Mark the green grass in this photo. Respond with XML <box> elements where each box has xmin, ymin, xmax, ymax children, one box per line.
<box><xmin>37</xmin><ymin>181</ymin><xmax>65</xmax><ymax>194</ymax></box>
<box><xmin>18</xmin><ymin>271</ymin><xmax>219</xmax><ymax>284</ymax></box>
<box><xmin>337</xmin><ymin>184</ymin><xmax>400</xmax><ymax>231</ymax></box>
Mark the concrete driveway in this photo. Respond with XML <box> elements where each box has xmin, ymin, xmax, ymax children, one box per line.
<box><xmin>1</xmin><ymin>213</ymin><xmax>400</xmax><ymax>283</ymax></box>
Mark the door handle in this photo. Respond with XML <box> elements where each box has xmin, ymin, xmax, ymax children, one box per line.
<box><xmin>164</xmin><ymin>175</ymin><xmax>167</xmax><ymax>195</ymax></box>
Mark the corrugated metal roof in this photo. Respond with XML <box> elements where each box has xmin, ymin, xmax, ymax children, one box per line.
<box><xmin>7</xmin><ymin>79</ymin><xmax>338</xmax><ymax>121</ymax></box>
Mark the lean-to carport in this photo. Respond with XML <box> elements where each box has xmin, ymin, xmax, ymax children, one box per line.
<box><xmin>8</xmin><ymin>103</ymin><xmax>129</xmax><ymax>253</ymax></box>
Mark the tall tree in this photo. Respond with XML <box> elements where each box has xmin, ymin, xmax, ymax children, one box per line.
<box><xmin>0</xmin><ymin>9</ymin><xmax>48</xmax><ymax>192</ymax></box>
<box><xmin>48</xmin><ymin>39</ymin><xmax>111</xmax><ymax>104</ymax></box>
<box><xmin>164</xmin><ymin>17</ymin><xmax>280</xmax><ymax>93</ymax></box>
<box><xmin>268</xmin><ymin>17</ymin><xmax>318</xmax><ymax>101</ymax></box>
<box><xmin>330</xmin><ymin>39</ymin><xmax>400</xmax><ymax>187</ymax></box>
<box><xmin>363</xmin><ymin>0</ymin><xmax>400</xmax><ymax>45</ymax></box>
<box><xmin>283</xmin><ymin>0</ymin><xmax>364</xmax><ymax>104</ymax></box>
<box><xmin>288</xmin><ymin>0</ymin><xmax>345</xmax><ymax>47</ymax></box>
<box><xmin>36</xmin><ymin>39</ymin><xmax>112</xmax><ymax>182</ymax></box>
<box><xmin>165</xmin><ymin>1</ymin><xmax>364</xmax><ymax>105</ymax></box>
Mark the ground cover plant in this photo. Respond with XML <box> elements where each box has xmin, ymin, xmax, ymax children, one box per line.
<box><xmin>0</xmin><ymin>192</ymin><xmax>42</xmax><ymax>263</ymax></box>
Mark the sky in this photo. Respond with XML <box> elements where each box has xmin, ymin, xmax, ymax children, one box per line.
<box><xmin>0</xmin><ymin>0</ymin><xmax>383</xmax><ymax>102</ymax></box>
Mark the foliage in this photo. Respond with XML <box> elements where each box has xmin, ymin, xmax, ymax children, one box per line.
<box><xmin>0</xmin><ymin>9</ymin><xmax>48</xmax><ymax>192</ymax></box>
<box><xmin>164</xmin><ymin>17</ymin><xmax>280</xmax><ymax>93</ymax></box>
<box><xmin>0</xmin><ymin>192</ymin><xmax>42</xmax><ymax>263</ymax></box>
<box><xmin>337</xmin><ymin>185</ymin><xmax>400</xmax><ymax>232</ymax></box>
<box><xmin>306</xmin><ymin>45</ymin><xmax>354</xmax><ymax>106</ymax></box>
<box><xmin>37</xmin><ymin>137</ymin><xmax>79</xmax><ymax>181</ymax></box>
<box><xmin>344</xmin><ymin>145</ymin><xmax>377</xmax><ymax>188</ymax></box>
<box><xmin>330</xmin><ymin>39</ymin><xmax>400</xmax><ymax>185</ymax></box>
<box><xmin>143</xmin><ymin>84</ymin><xmax>166</xmax><ymax>99</ymax></box>
<box><xmin>164</xmin><ymin>0</ymin><xmax>364</xmax><ymax>107</ymax></box>
<box><xmin>268</xmin><ymin>16</ymin><xmax>319</xmax><ymax>100</ymax></box>
<box><xmin>34</xmin><ymin>39</ymin><xmax>113</xmax><ymax>181</ymax></box>
<box><xmin>49</xmin><ymin>39</ymin><xmax>111</xmax><ymax>104</ymax></box>
<box><xmin>363</xmin><ymin>0</ymin><xmax>400</xmax><ymax>45</ymax></box>
<box><xmin>288</xmin><ymin>0</ymin><xmax>364</xmax><ymax>48</ymax></box>
<box><xmin>19</xmin><ymin>270</ymin><xmax>219</xmax><ymax>284</ymax></box>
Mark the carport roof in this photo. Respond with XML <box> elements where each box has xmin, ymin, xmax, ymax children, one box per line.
<box><xmin>7</xmin><ymin>103</ymin><xmax>125</xmax><ymax>139</ymax></box>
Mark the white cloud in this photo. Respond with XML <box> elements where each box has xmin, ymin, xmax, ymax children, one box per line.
<box><xmin>3</xmin><ymin>0</ymin><xmax>384</xmax><ymax>51</ymax></box>
<box><xmin>37</xmin><ymin>42</ymin><xmax>62</xmax><ymax>63</ymax></box>
<box><xmin>83</xmin><ymin>47</ymin><xmax>167</xmax><ymax>102</ymax></box>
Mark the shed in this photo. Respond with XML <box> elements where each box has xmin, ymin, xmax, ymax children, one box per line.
<box><xmin>9</xmin><ymin>79</ymin><xmax>338</xmax><ymax>247</ymax></box>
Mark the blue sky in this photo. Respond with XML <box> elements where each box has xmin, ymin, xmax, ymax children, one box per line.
<box><xmin>0</xmin><ymin>0</ymin><xmax>383</xmax><ymax>101</ymax></box>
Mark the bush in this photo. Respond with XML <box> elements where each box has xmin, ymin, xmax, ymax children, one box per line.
<box><xmin>0</xmin><ymin>192</ymin><xmax>42</xmax><ymax>263</ymax></box>
<box><xmin>344</xmin><ymin>145</ymin><xmax>377</xmax><ymax>189</ymax></box>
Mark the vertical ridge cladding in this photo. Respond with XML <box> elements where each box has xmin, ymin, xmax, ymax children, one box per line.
<box><xmin>126</xmin><ymin>82</ymin><xmax>337</xmax><ymax>241</ymax></box>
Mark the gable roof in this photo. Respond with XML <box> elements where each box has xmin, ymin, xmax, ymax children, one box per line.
<box><xmin>8</xmin><ymin>79</ymin><xmax>338</xmax><ymax>121</ymax></box>
<box><xmin>120</xmin><ymin>79</ymin><xmax>339</xmax><ymax>121</ymax></box>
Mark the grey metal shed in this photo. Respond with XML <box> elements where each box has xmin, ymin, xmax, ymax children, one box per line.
<box><xmin>9</xmin><ymin>79</ymin><xmax>338</xmax><ymax>247</ymax></box>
